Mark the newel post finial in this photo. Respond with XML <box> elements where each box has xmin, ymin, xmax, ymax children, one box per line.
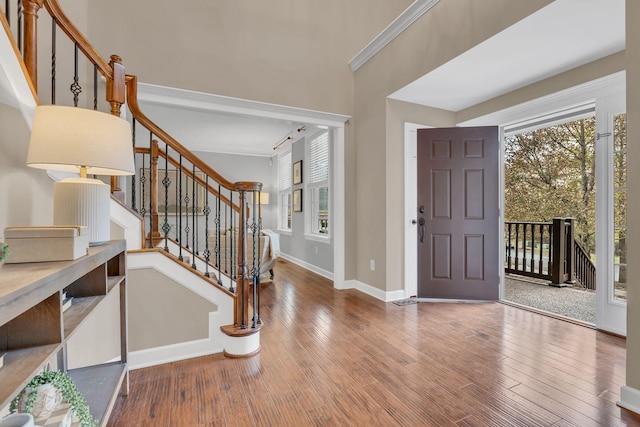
<box><xmin>108</xmin><ymin>54</ymin><xmax>127</xmax><ymax>199</ymax></box>
<box><xmin>107</xmin><ymin>54</ymin><xmax>126</xmax><ymax>117</ymax></box>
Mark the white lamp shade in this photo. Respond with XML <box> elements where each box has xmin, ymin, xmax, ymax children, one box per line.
<box><xmin>27</xmin><ymin>105</ymin><xmax>135</xmax><ymax>175</ymax></box>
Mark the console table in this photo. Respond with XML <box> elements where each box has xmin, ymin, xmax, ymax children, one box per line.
<box><xmin>0</xmin><ymin>240</ymin><xmax>128</xmax><ymax>426</ymax></box>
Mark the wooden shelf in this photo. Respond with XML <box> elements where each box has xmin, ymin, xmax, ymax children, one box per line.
<box><xmin>63</xmin><ymin>295</ymin><xmax>104</xmax><ymax>339</ymax></box>
<box><xmin>107</xmin><ymin>275</ymin><xmax>124</xmax><ymax>293</ymax></box>
<box><xmin>0</xmin><ymin>344</ymin><xmax>62</xmax><ymax>410</ymax></box>
<box><xmin>68</xmin><ymin>362</ymin><xmax>127</xmax><ymax>427</ymax></box>
<box><xmin>0</xmin><ymin>240</ymin><xmax>128</xmax><ymax>424</ymax></box>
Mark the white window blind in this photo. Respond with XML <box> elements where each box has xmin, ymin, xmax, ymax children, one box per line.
<box><xmin>309</xmin><ymin>132</ymin><xmax>329</xmax><ymax>184</ymax></box>
<box><xmin>279</xmin><ymin>151</ymin><xmax>292</xmax><ymax>190</ymax></box>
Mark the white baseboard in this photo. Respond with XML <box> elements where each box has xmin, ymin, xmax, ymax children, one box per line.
<box><xmin>344</xmin><ymin>279</ymin><xmax>405</xmax><ymax>302</ymax></box>
<box><xmin>276</xmin><ymin>254</ymin><xmax>406</xmax><ymax>302</ymax></box>
<box><xmin>129</xmin><ymin>339</ymin><xmax>224</xmax><ymax>370</ymax></box>
<box><xmin>279</xmin><ymin>252</ymin><xmax>334</xmax><ymax>280</ymax></box>
<box><xmin>619</xmin><ymin>385</ymin><xmax>640</xmax><ymax>415</ymax></box>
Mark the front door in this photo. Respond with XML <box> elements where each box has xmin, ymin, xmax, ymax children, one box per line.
<box><xmin>417</xmin><ymin>127</ymin><xmax>499</xmax><ymax>299</ymax></box>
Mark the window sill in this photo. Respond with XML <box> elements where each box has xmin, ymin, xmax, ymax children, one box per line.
<box><xmin>276</xmin><ymin>229</ymin><xmax>292</xmax><ymax>236</ymax></box>
<box><xmin>305</xmin><ymin>233</ymin><xmax>331</xmax><ymax>243</ymax></box>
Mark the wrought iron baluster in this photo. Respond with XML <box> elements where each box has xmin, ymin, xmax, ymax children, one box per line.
<box><xmin>5</xmin><ymin>0</ymin><xmax>9</xmax><ymax>25</ymax></box>
<box><xmin>251</xmin><ymin>191</ymin><xmax>260</xmax><ymax>328</ymax></box>
<box><xmin>184</xmin><ymin>174</ymin><xmax>190</xmax><ymax>250</ymax></box>
<box><xmin>51</xmin><ymin>17</ymin><xmax>56</xmax><ymax>104</ymax></box>
<box><xmin>162</xmin><ymin>144</ymin><xmax>170</xmax><ymax>252</ymax></box>
<box><xmin>139</xmin><ymin>154</ymin><xmax>147</xmax><ymax>218</ymax></box>
<box><xmin>131</xmin><ymin>118</ymin><xmax>137</xmax><ymax>212</ymax></box>
<box><xmin>178</xmin><ymin>156</ymin><xmax>183</xmax><ymax>262</ymax></box>
<box><xmin>17</xmin><ymin>0</ymin><xmax>22</xmax><ymax>53</ymax></box>
<box><xmin>93</xmin><ymin>64</ymin><xmax>98</xmax><ymax>110</ymax></box>
<box><xmin>70</xmin><ymin>43</ymin><xmax>82</xmax><ymax>107</ymax></box>
<box><xmin>192</xmin><ymin>165</ymin><xmax>197</xmax><ymax>269</ymax></box>
<box><xmin>215</xmin><ymin>184</ymin><xmax>222</xmax><ymax>285</ymax></box>
<box><xmin>148</xmin><ymin>134</ymin><xmax>154</xmax><ymax>249</ymax></box>
<box><xmin>239</xmin><ymin>190</ymin><xmax>246</xmax><ymax>329</ymax></box>
<box><xmin>228</xmin><ymin>190</ymin><xmax>235</xmax><ymax>293</ymax></box>
<box><xmin>203</xmin><ymin>177</ymin><xmax>211</xmax><ymax>278</ymax></box>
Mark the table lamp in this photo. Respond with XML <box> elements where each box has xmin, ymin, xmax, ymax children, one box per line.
<box><xmin>26</xmin><ymin>105</ymin><xmax>135</xmax><ymax>245</ymax></box>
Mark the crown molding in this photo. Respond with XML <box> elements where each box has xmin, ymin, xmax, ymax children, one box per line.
<box><xmin>136</xmin><ymin>83</ymin><xmax>350</xmax><ymax>128</ymax></box>
<box><xmin>348</xmin><ymin>0</ymin><xmax>440</xmax><ymax>72</ymax></box>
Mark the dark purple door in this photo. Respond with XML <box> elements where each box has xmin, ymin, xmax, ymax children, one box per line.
<box><xmin>417</xmin><ymin>127</ymin><xmax>499</xmax><ymax>300</ymax></box>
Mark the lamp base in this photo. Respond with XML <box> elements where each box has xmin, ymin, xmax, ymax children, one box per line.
<box><xmin>53</xmin><ymin>178</ymin><xmax>111</xmax><ymax>245</ymax></box>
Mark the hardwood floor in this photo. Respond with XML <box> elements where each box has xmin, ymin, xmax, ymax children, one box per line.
<box><xmin>108</xmin><ymin>259</ymin><xmax>640</xmax><ymax>426</ymax></box>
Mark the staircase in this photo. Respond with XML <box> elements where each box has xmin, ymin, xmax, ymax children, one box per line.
<box><xmin>1</xmin><ymin>0</ymin><xmax>263</xmax><ymax>366</ymax></box>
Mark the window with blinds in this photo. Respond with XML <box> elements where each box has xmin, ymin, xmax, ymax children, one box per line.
<box><xmin>308</xmin><ymin>132</ymin><xmax>329</xmax><ymax>184</ymax></box>
<box><xmin>306</xmin><ymin>131</ymin><xmax>330</xmax><ymax>238</ymax></box>
<box><xmin>279</xmin><ymin>151</ymin><xmax>292</xmax><ymax>191</ymax></box>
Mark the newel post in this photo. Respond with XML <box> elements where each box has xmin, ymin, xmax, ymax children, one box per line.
<box><xmin>108</xmin><ymin>55</ymin><xmax>127</xmax><ymax>200</ymax></box>
<box><xmin>231</xmin><ymin>181</ymin><xmax>262</xmax><ymax>330</ymax></box>
<box><xmin>551</xmin><ymin>218</ymin><xmax>569</xmax><ymax>287</ymax></box>
<box><xmin>145</xmin><ymin>139</ymin><xmax>161</xmax><ymax>247</ymax></box>
<box><xmin>23</xmin><ymin>0</ymin><xmax>44</xmax><ymax>91</ymax></box>
<box><xmin>564</xmin><ymin>218</ymin><xmax>575</xmax><ymax>284</ymax></box>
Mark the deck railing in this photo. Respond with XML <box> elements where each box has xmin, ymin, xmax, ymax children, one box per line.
<box><xmin>506</xmin><ymin>218</ymin><xmax>595</xmax><ymax>290</ymax></box>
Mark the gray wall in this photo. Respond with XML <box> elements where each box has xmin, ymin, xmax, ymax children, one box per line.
<box><xmin>277</xmin><ymin>139</ymin><xmax>334</xmax><ymax>275</ymax></box>
<box><xmin>128</xmin><ymin>268</ymin><xmax>216</xmax><ymax>351</ymax></box>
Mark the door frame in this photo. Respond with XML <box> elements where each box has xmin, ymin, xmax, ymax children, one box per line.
<box><xmin>403</xmin><ymin>122</ymin><xmax>426</xmax><ymax>298</ymax></box>
<box><xmin>595</xmin><ymin>94</ymin><xmax>627</xmax><ymax>335</ymax></box>
<box><xmin>403</xmin><ymin>73</ymin><xmax>626</xmax><ymax>323</ymax></box>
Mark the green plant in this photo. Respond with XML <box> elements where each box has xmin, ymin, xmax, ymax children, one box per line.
<box><xmin>10</xmin><ymin>370</ymin><xmax>97</xmax><ymax>427</ymax></box>
<box><xmin>0</xmin><ymin>243</ymin><xmax>9</xmax><ymax>262</ymax></box>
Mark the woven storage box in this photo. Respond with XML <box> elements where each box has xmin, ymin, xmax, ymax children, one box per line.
<box><xmin>4</xmin><ymin>226</ymin><xmax>89</xmax><ymax>263</ymax></box>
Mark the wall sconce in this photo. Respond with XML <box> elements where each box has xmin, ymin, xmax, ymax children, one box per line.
<box><xmin>26</xmin><ymin>105</ymin><xmax>134</xmax><ymax>245</ymax></box>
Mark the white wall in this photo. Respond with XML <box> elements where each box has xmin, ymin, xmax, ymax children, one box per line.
<box><xmin>0</xmin><ymin>104</ymin><xmax>54</xmax><ymax>240</ymax></box>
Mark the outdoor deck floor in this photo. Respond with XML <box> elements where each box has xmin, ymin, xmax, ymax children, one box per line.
<box><xmin>504</xmin><ymin>275</ymin><xmax>596</xmax><ymax>324</ymax></box>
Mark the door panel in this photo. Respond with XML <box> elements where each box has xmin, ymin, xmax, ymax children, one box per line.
<box><xmin>417</xmin><ymin>127</ymin><xmax>499</xmax><ymax>300</ymax></box>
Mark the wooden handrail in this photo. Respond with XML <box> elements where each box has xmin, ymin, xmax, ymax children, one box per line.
<box><xmin>126</xmin><ymin>75</ymin><xmax>257</xmax><ymax>193</ymax></box>
<box><xmin>42</xmin><ymin>0</ymin><xmax>112</xmax><ymax>79</ymax></box>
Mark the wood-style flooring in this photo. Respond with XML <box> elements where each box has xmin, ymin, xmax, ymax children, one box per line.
<box><xmin>108</xmin><ymin>259</ymin><xmax>640</xmax><ymax>426</ymax></box>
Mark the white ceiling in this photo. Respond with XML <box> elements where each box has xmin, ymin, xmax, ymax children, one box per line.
<box><xmin>389</xmin><ymin>0</ymin><xmax>625</xmax><ymax>111</ymax></box>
